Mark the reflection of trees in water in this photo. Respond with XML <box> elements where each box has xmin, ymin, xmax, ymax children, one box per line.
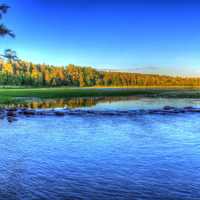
<box><xmin>19</xmin><ymin>98</ymin><xmax>97</xmax><ymax>109</ymax></box>
<box><xmin>1</xmin><ymin>96</ymin><xmax>140</xmax><ymax>109</ymax></box>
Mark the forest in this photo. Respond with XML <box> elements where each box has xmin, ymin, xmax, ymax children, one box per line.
<box><xmin>0</xmin><ymin>58</ymin><xmax>200</xmax><ymax>87</ymax></box>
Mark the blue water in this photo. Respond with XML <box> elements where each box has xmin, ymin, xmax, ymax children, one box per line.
<box><xmin>0</xmin><ymin>98</ymin><xmax>200</xmax><ymax>200</ymax></box>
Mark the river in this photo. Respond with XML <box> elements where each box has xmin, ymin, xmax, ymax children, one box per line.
<box><xmin>0</xmin><ymin>97</ymin><xmax>200</xmax><ymax>200</ymax></box>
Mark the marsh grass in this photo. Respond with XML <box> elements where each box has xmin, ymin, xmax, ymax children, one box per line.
<box><xmin>0</xmin><ymin>87</ymin><xmax>200</xmax><ymax>104</ymax></box>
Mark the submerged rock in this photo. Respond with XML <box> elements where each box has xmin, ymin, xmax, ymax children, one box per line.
<box><xmin>163</xmin><ymin>106</ymin><xmax>175</xmax><ymax>110</ymax></box>
<box><xmin>184</xmin><ymin>106</ymin><xmax>193</xmax><ymax>110</ymax></box>
<box><xmin>7</xmin><ymin>111</ymin><xmax>16</xmax><ymax>117</ymax></box>
<box><xmin>22</xmin><ymin>109</ymin><xmax>36</xmax><ymax>116</ymax></box>
<box><xmin>7</xmin><ymin>108</ymin><xmax>17</xmax><ymax>112</ymax></box>
<box><xmin>0</xmin><ymin>105</ymin><xmax>200</xmax><ymax>121</ymax></box>
<box><xmin>55</xmin><ymin>111</ymin><xmax>65</xmax><ymax>116</ymax></box>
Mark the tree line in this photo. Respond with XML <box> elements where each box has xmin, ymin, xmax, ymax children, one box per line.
<box><xmin>0</xmin><ymin>59</ymin><xmax>200</xmax><ymax>87</ymax></box>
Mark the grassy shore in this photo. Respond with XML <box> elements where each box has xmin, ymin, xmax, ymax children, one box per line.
<box><xmin>0</xmin><ymin>87</ymin><xmax>200</xmax><ymax>104</ymax></box>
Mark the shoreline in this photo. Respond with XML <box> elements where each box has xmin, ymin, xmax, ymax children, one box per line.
<box><xmin>1</xmin><ymin>87</ymin><xmax>200</xmax><ymax>104</ymax></box>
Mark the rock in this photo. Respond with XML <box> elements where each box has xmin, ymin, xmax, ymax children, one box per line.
<box><xmin>36</xmin><ymin>111</ymin><xmax>47</xmax><ymax>115</ymax></box>
<box><xmin>55</xmin><ymin>111</ymin><xmax>65</xmax><ymax>116</ymax></box>
<box><xmin>163</xmin><ymin>106</ymin><xmax>175</xmax><ymax>110</ymax></box>
<box><xmin>7</xmin><ymin>108</ymin><xmax>17</xmax><ymax>112</ymax></box>
<box><xmin>7</xmin><ymin>111</ymin><xmax>16</xmax><ymax>117</ymax></box>
<box><xmin>184</xmin><ymin>106</ymin><xmax>193</xmax><ymax>110</ymax></box>
<box><xmin>23</xmin><ymin>109</ymin><xmax>36</xmax><ymax>115</ymax></box>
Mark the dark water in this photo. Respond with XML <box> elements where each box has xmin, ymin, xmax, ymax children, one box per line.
<box><xmin>0</xmin><ymin>98</ymin><xmax>200</xmax><ymax>200</ymax></box>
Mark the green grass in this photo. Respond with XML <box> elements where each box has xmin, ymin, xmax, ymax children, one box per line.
<box><xmin>1</xmin><ymin>87</ymin><xmax>200</xmax><ymax>104</ymax></box>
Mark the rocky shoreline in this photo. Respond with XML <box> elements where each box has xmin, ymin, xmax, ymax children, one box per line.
<box><xmin>1</xmin><ymin>106</ymin><xmax>200</xmax><ymax>122</ymax></box>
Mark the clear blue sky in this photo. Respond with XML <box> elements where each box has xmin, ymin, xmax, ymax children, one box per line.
<box><xmin>1</xmin><ymin>0</ymin><xmax>200</xmax><ymax>76</ymax></box>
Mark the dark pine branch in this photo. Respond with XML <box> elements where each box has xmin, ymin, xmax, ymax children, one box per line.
<box><xmin>0</xmin><ymin>4</ymin><xmax>10</xmax><ymax>19</ymax></box>
<box><xmin>0</xmin><ymin>24</ymin><xmax>15</xmax><ymax>38</ymax></box>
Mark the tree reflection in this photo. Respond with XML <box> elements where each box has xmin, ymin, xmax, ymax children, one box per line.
<box><xmin>0</xmin><ymin>96</ymin><xmax>139</xmax><ymax>109</ymax></box>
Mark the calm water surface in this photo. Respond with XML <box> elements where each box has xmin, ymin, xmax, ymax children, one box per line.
<box><xmin>0</xmin><ymin>97</ymin><xmax>200</xmax><ymax>200</ymax></box>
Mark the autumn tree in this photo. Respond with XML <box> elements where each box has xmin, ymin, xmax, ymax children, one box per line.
<box><xmin>0</xmin><ymin>59</ymin><xmax>200</xmax><ymax>87</ymax></box>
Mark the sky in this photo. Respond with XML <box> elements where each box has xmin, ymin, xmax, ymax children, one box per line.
<box><xmin>1</xmin><ymin>0</ymin><xmax>200</xmax><ymax>76</ymax></box>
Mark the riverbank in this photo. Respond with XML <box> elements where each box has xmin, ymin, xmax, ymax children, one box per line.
<box><xmin>1</xmin><ymin>87</ymin><xmax>200</xmax><ymax>104</ymax></box>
